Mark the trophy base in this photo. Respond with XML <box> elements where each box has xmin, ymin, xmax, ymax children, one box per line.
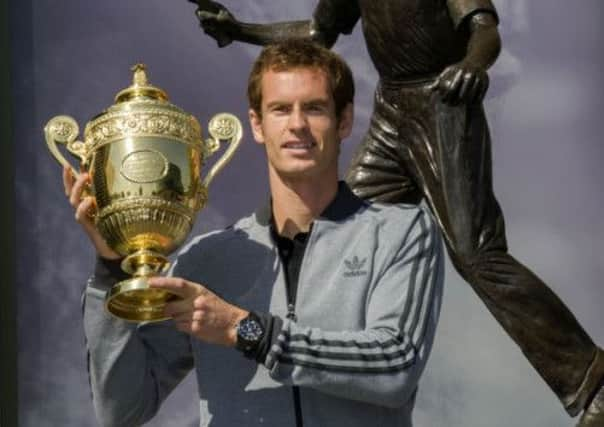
<box><xmin>105</xmin><ymin>276</ymin><xmax>180</xmax><ymax>322</ymax></box>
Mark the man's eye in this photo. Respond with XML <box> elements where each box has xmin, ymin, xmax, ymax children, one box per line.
<box><xmin>306</xmin><ymin>105</ymin><xmax>327</xmax><ymax>114</ymax></box>
<box><xmin>271</xmin><ymin>105</ymin><xmax>290</xmax><ymax>112</ymax></box>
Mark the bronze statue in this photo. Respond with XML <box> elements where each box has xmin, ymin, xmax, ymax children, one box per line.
<box><xmin>189</xmin><ymin>0</ymin><xmax>604</xmax><ymax>424</ymax></box>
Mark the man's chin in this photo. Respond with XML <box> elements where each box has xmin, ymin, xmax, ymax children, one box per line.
<box><xmin>274</xmin><ymin>165</ymin><xmax>325</xmax><ymax>182</ymax></box>
<box><xmin>274</xmin><ymin>161</ymin><xmax>317</xmax><ymax>176</ymax></box>
<box><xmin>278</xmin><ymin>168</ymin><xmax>317</xmax><ymax>180</ymax></box>
<box><xmin>269</xmin><ymin>160</ymin><xmax>337</xmax><ymax>182</ymax></box>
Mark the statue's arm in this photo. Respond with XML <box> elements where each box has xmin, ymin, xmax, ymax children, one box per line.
<box><xmin>193</xmin><ymin>1</ymin><xmax>338</xmax><ymax>48</ymax></box>
<box><xmin>464</xmin><ymin>12</ymin><xmax>501</xmax><ymax>70</ymax></box>
<box><xmin>433</xmin><ymin>11</ymin><xmax>501</xmax><ymax>105</ymax></box>
<box><xmin>231</xmin><ymin>19</ymin><xmax>338</xmax><ymax>48</ymax></box>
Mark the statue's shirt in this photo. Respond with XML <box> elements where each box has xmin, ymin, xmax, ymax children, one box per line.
<box><xmin>313</xmin><ymin>0</ymin><xmax>497</xmax><ymax>81</ymax></box>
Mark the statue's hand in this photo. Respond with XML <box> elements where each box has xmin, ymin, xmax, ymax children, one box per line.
<box><xmin>432</xmin><ymin>62</ymin><xmax>489</xmax><ymax>106</ymax></box>
<box><xmin>194</xmin><ymin>1</ymin><xmax>237</xmax><ymax>48</ymax></box>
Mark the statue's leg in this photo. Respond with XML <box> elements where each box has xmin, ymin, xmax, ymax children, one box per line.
<box><xmin>427</xmin><ymin>98</ymin><xmax>603</xmax><ymax>417</ymax></box>
<box><xmin>431</xmin><ymin>101</ymin><xmax>602</xmax><ymax>417</ymax></box>
<box><xmin>346</xmin><ymin>87</ymin><xmax>422</xmax><ymax>204</ymax></box>
<box><xmin>347</xmin><ymin>83</ymin><xmax>603</xmax><ymax>418</ymax></box>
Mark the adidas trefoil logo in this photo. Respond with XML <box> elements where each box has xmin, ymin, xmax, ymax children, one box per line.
<box><xmin>344</xmin><ymin>256</ymin><xmax>368</xmax><ymax>278</ymax></box>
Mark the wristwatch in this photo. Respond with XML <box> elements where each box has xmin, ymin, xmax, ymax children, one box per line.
<box><xmin>235</xmin><ymin>312</ymin><xmax>265</xmax><ymax>356</ymax></box>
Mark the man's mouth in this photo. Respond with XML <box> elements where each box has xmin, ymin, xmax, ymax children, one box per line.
<box><xmin>282</xmin><ymin>141</ymin><xmax>316</xmax><ymax>150</ymax></box>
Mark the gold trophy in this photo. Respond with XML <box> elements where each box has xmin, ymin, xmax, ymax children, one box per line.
<box><xmin>44</xmin><ymin>64</ymin><xmax>242</xmax><ymax>322</ymax></box>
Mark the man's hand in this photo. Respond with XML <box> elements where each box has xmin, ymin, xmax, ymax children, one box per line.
<box><xmin>192</xmin><ymin>0</ymin><xmax>237</xmax><ymax>47</ymax></box>
<box><xmin>148</xmin><ymin>276</ymin><xmax>248</xmax><ymax>347</ymax></box>
<box><xmin>432</xmin><ymin>12</ymin><xmax>499</xmax><ymax>106</ymax></box>
<box><xmin>432</xmin><ymin>62</ymin><xmax>489</xmax><ymax>106</ymax></box>
<box><xmin>63</xmin><ymin>165</ymin><xmax>120</xmax><ymax>260</ymax></box>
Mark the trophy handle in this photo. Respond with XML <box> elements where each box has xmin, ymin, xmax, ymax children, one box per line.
<box><xmin>44</xmin><ymin>115</ymin><xmax>89</xmax><ymax>178</ymax></box>
<box><xmin>201</xmin><ymin>113</ymin><xmax>243</xmax><ymax>188</ymax></box>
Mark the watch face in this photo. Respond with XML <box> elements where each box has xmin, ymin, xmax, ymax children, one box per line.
<box><xmin>236</xmin><ymin>314</ymin><xmax>265</xmax><ymax>355</ymax></box>
<box><xmin>239</xmin><ymin>318</ymin><xmax>264</xmax><ymax>342</ymax></box>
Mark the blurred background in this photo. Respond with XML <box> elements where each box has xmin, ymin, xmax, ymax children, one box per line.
<box><xmin>7</xmin><ymin>0</ymin><xmax>603</xmax><ymax>425</ymax></box>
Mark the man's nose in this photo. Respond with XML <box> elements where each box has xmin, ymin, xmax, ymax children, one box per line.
<box><xmin>287</xmin><ymin>107</ymin><xmax>308</xmax><ymax>131</ymax></box>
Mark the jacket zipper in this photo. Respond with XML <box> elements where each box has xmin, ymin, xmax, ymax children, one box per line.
<box><xmin>281</xmin><ymin>244</ymin><xmax>303</xmax><ymax>427</ymax></box>
<box><xmin>285</xmin><ymin>273</ymin><xmax>303</xmax><ymax>427</ymax></box>
<box><xmin>292</xmin><ymin>386</ymin><xmax>303</xmax><ymax>427</ymax></box>
<box><xmin>278</xmin><ymin>227</ymin><xmax>312</xmax><ymax>427</ymax></box>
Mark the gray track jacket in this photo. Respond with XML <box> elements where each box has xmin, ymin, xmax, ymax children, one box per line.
<box><xmin>83</xmin><ymin>185</ymin><xmax>444</xmax><ymax>427</ymax></box>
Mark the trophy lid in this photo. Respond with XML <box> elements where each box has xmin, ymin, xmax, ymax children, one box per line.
<box><xmin>114</xmin><ymin>64</ymin><xmax>169</xmax><ymax>103</ymax></box>
<box><xmin>84</xmin><ymin>63</ymin><xmax>202</xmax><ymax>151</ymax></box>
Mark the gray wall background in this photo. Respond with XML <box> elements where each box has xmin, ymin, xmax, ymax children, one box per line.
<box><xmin>10</xmin><ymin>1</ymin><xmax>603</xmax><ymax>426</ymax></box>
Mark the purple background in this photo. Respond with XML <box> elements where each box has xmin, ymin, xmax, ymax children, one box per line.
<box><xmin>10</xmin><ymin>1</ymin><xmax>603</xmax><ymax>426</ymax></box>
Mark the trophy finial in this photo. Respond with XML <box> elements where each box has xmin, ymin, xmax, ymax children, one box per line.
<box><xmin>131</xmin><ymin>64</ymin><xmax>148</xmax><ymax>86</ymax></box>
<box><xmin>115</xmin><ymin>64</ymin><xmax>168</xmax><ymax>103</ymax></box>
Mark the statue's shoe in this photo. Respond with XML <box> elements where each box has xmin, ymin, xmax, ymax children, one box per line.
<box><xmin>577</xmin><ymin>384</ymin><xmax>604</xmax><ymax>427</ymax></box>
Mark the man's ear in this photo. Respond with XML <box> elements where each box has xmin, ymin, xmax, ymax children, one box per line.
<box><xmin>337</xmin><ymin>103</ymin><xmax>354</xmax><ymax>141</ymax></box>
<box><xmin>248</xmin><ymin>109</ymin><xmax>265</xmax><ymax>144</ymax></box>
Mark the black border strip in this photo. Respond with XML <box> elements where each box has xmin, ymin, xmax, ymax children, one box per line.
<box><xmin>0</xmin><ymin>0</ymin><xmax>17</xmax><ymax>424</ymax></box>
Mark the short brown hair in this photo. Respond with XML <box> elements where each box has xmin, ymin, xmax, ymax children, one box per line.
<box><xmin>247</xmin><ymin>39</ymin><xmax>354</xmax><ymax>119</ymax></box>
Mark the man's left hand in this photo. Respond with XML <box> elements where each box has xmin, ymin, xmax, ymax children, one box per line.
<box><xmin>148</xmin><ymin>277</ymin><xmax>248</xmax><ymax>347</ymax></box>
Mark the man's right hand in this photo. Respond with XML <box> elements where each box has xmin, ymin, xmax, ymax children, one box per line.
<box><xmin>193</xmin><ymin>0</ymin><xmax>237</xmax><ymax>47</ymax></box>
<box><xmin>63</xmin><ymin>165</ymin><xmax>120</xmax><ymax>260</ymax></box>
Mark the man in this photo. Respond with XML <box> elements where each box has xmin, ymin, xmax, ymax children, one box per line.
<box><xmin>65</xmin><ymin>39</ymin><xmax>444</xmax><ymax>426</ymax></box>
<box><xmin>192</xmin><ymin>1</ymin><xmax>604</xmax><ymax>425</ymax></box>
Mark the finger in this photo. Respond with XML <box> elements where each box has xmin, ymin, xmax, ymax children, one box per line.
<box><xmin>74</xmin><ymin>197</ymin><xmax>96</xmax><ymax>224</ymax></box>
<box><xmin>196</xmin><ymin>10</ymin><xmax>218</xmax><ymax>20</ymax></box>
<box><xmin>69</xmin><ymin>173</ymin><xmax>90</xmax><ymax>207</ymax></box>
<box><xmin>63</xmin><ymin>165</ymin><xmax>75</xmax><ymax>197</ymax></box>
<box><xmin>458</xmin><ymin>73</ymin><xmax>475</xmax><ymax>104</ymax></box>
<box><xmin>164</xmin><ymin>297</ymin><xmax>197</xmax><ymax>318</ymax></box>
<box><xmin>148</xmin><ymin>277</ymin><xmax>205</xmax><ymax>299</ymax></box>
<box><xmin>427</xmin><ymin>77</ymin><xmax>440</xmax><ymax>92</ymax></box>
<box><xmin>473</xmin><ymin>77</ymin><xmax>490</xmax><ymax>104</ymax></box>
<box><xmin>434</xmin><ymin>67</ymin><xmax>453</xmax><ymax>93</ymax></box>
<box><xmin>481</xmin><ymin>75</ymin><xmax>490</xmax><ymax>100</ymax></box>
<box><xmin>171</xmin><ymin>309</ymin><xmax>205</xmax><ymax>324</ymax></box>
<box><xmin>217</xmin><ymin>9</ymin><xmax>231</xmax><ymax>21</ymax></box>
<box><xmin>467</xmin><ymin>76</ymin><xmax>483</xmax><ymax>104</ymax></box>
<box><xmin>442</xmin><ymin>69</ymin><xmax>463</xmax><ymax>104</ymax></box>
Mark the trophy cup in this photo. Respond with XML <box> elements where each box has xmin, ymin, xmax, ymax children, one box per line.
<box><xmin>44</xmin><ymin>64</ymin><xmax>242</xmax><ymax>322</ymax></box>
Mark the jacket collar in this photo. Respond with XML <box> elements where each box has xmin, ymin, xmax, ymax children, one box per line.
<box><xmin>255</xmin><ymin>181</ymin><xmax>366</xmax><ymax>227</ymax></box>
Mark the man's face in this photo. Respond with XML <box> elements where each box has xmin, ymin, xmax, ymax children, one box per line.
<box><xmin>249</xmin><ymin>67</ymin><xmax>353</xmax><ymax>182</ymax></box>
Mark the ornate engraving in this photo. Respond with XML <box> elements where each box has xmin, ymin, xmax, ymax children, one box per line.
<box><xmin>49</xmin><ymin>118</ymin><xmax>78</xmax><ymax>143</ymax></box>
<box><xmin>209</xmin><ymin>113</ymin><xmax>239</xmax><ymax>140</ymax></box>
<box><xmin>85</xmin><ymin>106</ymin><xmax>203</xmax><ymax>151</ymax></box>
<box><xmin>96</xmin><ymin>197</ymin><xmax>195</xmax><ymax>254</ymax></box>
<box><xmin>97</xmin><ymin>196</ymin><xmax>195</xmax><ymax>219</ymax></box>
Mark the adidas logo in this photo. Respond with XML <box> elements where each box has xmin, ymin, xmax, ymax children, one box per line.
<box><xmin>344</xmin><ymin>256</ymin><xmax>368</xmax><ymax>277</ymax></box>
